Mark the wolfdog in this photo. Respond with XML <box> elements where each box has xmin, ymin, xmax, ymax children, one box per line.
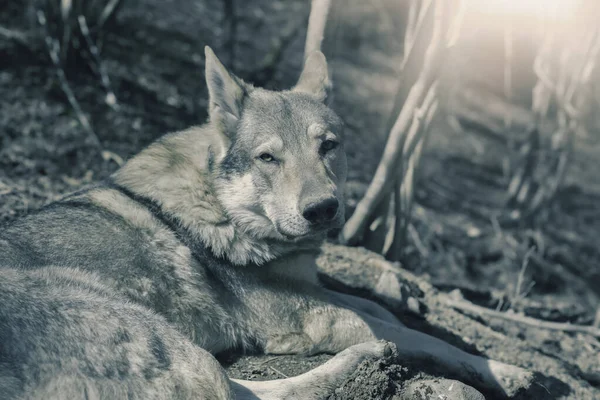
<box><xmin>0</xmin><ymin>47</ymin><xmax>532</xmax><ymax>399</ymax></box>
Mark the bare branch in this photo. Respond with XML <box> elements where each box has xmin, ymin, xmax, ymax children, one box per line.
<box><xmin>97</xmin><ymin>0</ymin><xmax>124</xmax><ymax>29</ymax></box>
<box><xmin>0</xmin><ymin>25</ymin><xmax>32</xmax><ymax>50</ymax></box>
<box><xmin>341</xmin><ymin>1</ymin><xmax>447</xmax><ymax>245</ymax></box>
<box><xmin>386</xmin><ymin>85</ymin><xmax>438</xmax><ymax>260</ymax></box>
<box><xmin>383</xmin><ymin>0</ymin><xmax>435</xmax><ymax>136</ymax></box>
<box><xmin>37</xmin><ymin>9</ymin><xmax>102</xmax><ymax>151</ymax></box>
<box><xmin>304</xmin><ymin>0</ymin><xmax>332</xmax><ymax>57</ymax></box>
<box><xmin>78</xmin><ymin>15</ymin><xmax>118</xmax><ymax>108</ymax></box>
<box><xmin>447</xmin><ymin>295</ymin><xmax>600</xmax><ymax>339</ymax></box>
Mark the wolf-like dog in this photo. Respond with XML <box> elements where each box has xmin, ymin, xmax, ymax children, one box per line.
<box><xmin>0</xmin><ymin>47</ymin><xmax>532</xmax><ymax>399</ymax></box>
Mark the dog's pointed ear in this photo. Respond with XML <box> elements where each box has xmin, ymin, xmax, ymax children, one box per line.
<box><xmin>205</xmin><ymin>46</ymin><xmax>247</xmax><ymax>137</ymax></box>
<box><xmin>293</xmin><ymin>51</ymin><xmax>331</xmax><ymax>102</ymax></box>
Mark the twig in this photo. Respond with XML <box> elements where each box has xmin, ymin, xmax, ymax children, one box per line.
<box><xmin>268</xmin><ymin>365</ymin><xmax>289</xmax><ymax>378</ymax></box>
<box><xmin>512</xmin><ymin>247</ymin><xmax>536</xmax><ymax>308</ymax></box>
<box><xmin>512</xmin><ymin>19</ymin><xmax>600</xmax><ymax>225</ymax></box>
<box><xmin>0</xmin><ymin>25</ymin><xmax>32</xmax><ymax>50</ymax></box>
<box><xmin>505</xmin><ymin>128</ymin><xmax>539</xmax><ymax>211</ymax></box>
<box><xmin>386</xmin><ymin>88</ymin><xmax>438</xmax><ymax>260</ymax></box>
<box><xmin>78</xmin><ymin>15</ymin><xmax>118</xmax><ymax>108</ymax></box>
<box><xmin>363</xmin><ymin>191</ymin><xmax>392</xmax><ymax>254</ymax></box>
<box><xmin>401</xmin><ymin>82</ymin><xmax>439</xmax><ymax>162</ymax></box>
<box><xmin>343</xmin><ymin>0</ymin><xmax>467</xmax><ymax>250</ymax></box>
<box><xmin>447</xmin><ymin>296</ymin><xmax>600</xmax><ymax>338</ymax></box>
<box><xmin>408</xmin><ymin>223</ymin><xmax>429</xmax><ymax>257</ymax></box>
<box><xmin>382</xmin><ymin>0</ymin><xmax>435</xmax><ymax>136</ymax></box>
<box><xmin>257</xmin><ymin>356</ymin><xmax>279</xmax><ymax>366</ymax></box>
<box><xmin>341</xmin><ymin>0</ymin><xmax>446</xmax><ymax>245</ymax></box>
<box><xmin>37</xmin><ymin>10</ymin><xmax>102</xmax><ymax>150</ymax></box>
<box><xmin>97</xmin><ymin>0</ymin><xmax>124</xmax><ymax>29</ymax></box>
<box><xmin>59</xmin><ymin>0</ymin><xmax>74</xmax><ymax>63</ymax></box>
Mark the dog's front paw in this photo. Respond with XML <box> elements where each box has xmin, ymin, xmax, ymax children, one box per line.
<box><xmin>264</xmin><ymin>332</ymin><xmax>317</xmax><ymax>355</ymax></box>
<box><xmin>232</xmin><ymin>341</ymin><xmax>398</xmax><ymax>400</ymax></box>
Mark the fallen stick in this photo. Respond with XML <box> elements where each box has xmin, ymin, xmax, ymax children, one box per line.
<box><xmin>268</xmin><ymin>365</ymin><xmax>289</xmax><ymax>379</ymax></box>
<box><xmin>446</xmin><ymin>295</ymin><xmax>600</xmax><ymax>338</ymax></box>
<box><xmin>0</xmin><ymin>25</ymin><xmax>32</xmax><ymax>50</ymax></box>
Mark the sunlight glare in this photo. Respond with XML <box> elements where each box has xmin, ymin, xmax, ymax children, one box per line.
<box><xmin>469</xmin><ymin>0</ymin><xmax>578</xmax><ymax>19</ymax></box>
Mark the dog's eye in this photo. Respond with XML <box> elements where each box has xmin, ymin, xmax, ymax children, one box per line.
<box><xmin>321</xmin><ymin>140</ymin><xmax>338</xmax><ymax>153</ymax></box>
<box><xmin>259</xmin><ymin>153</ymin><xmax>276</xmax><ymax>162</ymax></box>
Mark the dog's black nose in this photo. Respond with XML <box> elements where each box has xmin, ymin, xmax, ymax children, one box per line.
<box><xmin>302</xmin><ymin>198</ymin><xmax>339</xmax><ymax>224</ymax></box>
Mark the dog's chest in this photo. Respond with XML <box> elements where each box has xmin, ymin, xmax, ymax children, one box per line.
<box><xmin>259</xmin><ymin>252</ymin><xmax>320</xmax><ymax>285</ymax></box>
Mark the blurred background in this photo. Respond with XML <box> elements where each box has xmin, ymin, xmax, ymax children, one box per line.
<box><xmin>1</xmin><ymin>0</ymin><xmax>599</xmax><ymax>343</ymax></box>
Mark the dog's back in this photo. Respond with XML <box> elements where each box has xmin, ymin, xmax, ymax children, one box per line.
<box><xmin>0</xmin><ymin>181</ymin><xmax>262</xmax><ymax>346</ymax></box>
<box><xmin>0</xmin><ymin>183</ymin><xmax>232</xmax><ymax>398</ymax></box>
<box><xmin>1</xmin><ymin>189</ymin><xmax>149</xmax><ymax>271</ymax></box>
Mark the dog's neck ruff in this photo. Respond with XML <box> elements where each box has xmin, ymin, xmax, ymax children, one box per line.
<box><xmin>109</xmin><ymin>131</ymin><xmax>320</xmax><ymax>266</ymax></box>
<box><xmin>109</xmin><ymin>178</ymin><xmax>290</xmax><ymax>266</ymax></box>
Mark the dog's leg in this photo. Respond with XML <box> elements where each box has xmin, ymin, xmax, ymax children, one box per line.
<box><xmin>231</xmin><ymin>340</ymin><xmax>395</xmax><ymax>400</ymax></box>
<box><xmin>295</xmin><ymin>298</ymin><xmax>532</xmax><ymax>398</ymax></box>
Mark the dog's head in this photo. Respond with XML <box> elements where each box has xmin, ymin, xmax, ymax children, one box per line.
<box><xmin>206</xmin><ymin>47</ymin><xmax>347</xmax><ymax>242</ymax></box>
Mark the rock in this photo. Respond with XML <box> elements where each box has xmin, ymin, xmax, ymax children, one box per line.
<box><xmin>329</xmin><ymin>357</ymin><xmax>407</xmax><ymax>400</ymax></box>
<box><xmin>398</xmin><ymin>379</ymin><xmax>485</xmax><ymax>400</ymax></box>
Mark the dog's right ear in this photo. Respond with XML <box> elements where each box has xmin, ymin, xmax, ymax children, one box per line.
<box><xmin>293</xmin><ymin>51</ymin><xmax>331</xmax><ymax>103</ymax></box>
<box><xmin>205</xmin><ymin>46</ymin><xmax>247</xmax><ymax>138</ymax></box>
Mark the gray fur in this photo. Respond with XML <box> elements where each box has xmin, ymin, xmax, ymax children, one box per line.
<box><xmin>0</xmin><ymin>47</ymin><xmax>530</xmax><ymax>400</ymax></box>
<box><xmin>0</xmin><ymin>46</ymin><xmax>346</xmax><ymax>399</ymax></box>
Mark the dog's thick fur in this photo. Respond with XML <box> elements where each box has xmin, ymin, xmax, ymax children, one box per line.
<box><xmin>0</xmin><ymin>48</ymin><xmax>532</xmax><ymax>399</ymax></box>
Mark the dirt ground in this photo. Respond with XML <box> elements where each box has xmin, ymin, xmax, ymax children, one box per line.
<box><xmin>1</xmin><ymin>0</ymin><xmax>599</xmax><ymax>399</ymax></box>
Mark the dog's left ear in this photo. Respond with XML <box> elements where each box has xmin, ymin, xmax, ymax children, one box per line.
<box><xmin>293</xmin><ymin>51</ymin><xmax>331</xmax><ymax>103</ymax></box>
<box><xmin>205</xmin><ymin>46</ymin><xmax>248</xmax><ymax>138</ymax></box>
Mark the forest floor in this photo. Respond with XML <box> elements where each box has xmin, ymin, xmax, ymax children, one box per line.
<box><xmin>1</xmin><ymin>0</ymin><xmax>599</xmax><ymax>399</ymax></box>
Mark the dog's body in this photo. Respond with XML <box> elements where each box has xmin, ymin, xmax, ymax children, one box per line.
<box><xmin>0</xmin><ymin>48</ymin><xmax>531</xmax><ymax>399</ymax></box>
